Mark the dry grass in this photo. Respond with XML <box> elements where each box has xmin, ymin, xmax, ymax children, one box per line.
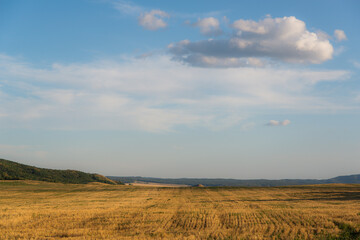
<box><xmin>0</xmin><ymin>181</ymin><xmax>360</xmax><ymax>239</ymax></box>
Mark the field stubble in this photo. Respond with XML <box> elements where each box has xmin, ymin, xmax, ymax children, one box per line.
<box><xmin>0</xmin><ymin>181</ymin><xmax>359</xmax><ymax>239</ymax></box>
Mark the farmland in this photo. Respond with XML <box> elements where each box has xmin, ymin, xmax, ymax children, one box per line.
<box><xmin>0</xmin><ymin>181</ymin><xmax>359</xmax><ymax>239</ymax></box>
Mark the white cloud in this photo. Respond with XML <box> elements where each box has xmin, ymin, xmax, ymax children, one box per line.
<box><xmin>193</xmin><ymin>17</ymin><xmax>222</xmax><ymax>36</ymax></box>
<box><xmin>334</xmin><ymin>29</ymin><xmax>347</xmax><ymax>42</ymax></box>
<box><xmin>169</xmin><ymin>16</ymin><xmax>334</xmax><ymax>68</ymax></box>
<box><xmin>0</xmin><ymin>54</ymin><xmax>350</xmax><ymax>132</ymax></box>
<box><xmin>139</xmin><ymin>10</ymin><xmax>169</xmax><ymax>30</ymax></box>
<box><xmin>267</xmin><ymin>120</ymin><xmax>291</xmax><ymax>126</ymax></box>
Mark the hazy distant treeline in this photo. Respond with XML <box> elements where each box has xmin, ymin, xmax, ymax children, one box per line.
<box><xmin>108</xmin><ymin>175</ymin><xmax>360</xmax><ymax>187</ymax></box>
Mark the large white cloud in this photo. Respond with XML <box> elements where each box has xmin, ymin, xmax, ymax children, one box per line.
<box><xmin>170</xmin><ymin>16</ymin><xmax>334</xmax><ymax>68</ymax></box>
<box><xmin>0</xmin><ymin>54</ymin><xmax>350</xmax><ymax>132</ymax></box>
<box><xmin>138</xmin><ymin>10</ymin><xmax>169</xmax><ymax>30</ymax></box>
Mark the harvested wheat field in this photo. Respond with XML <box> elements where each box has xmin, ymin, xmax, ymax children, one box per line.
<box><xmin>0</xmin><ymin>181</ymin><xmax>360</xmax><ymax>239</ymax></box>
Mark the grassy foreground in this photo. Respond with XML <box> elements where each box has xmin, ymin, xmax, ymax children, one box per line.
<box><xmin>0</xmin><ymin>181</ymin><xmax>360</xmax><ymax>239</ymax></box>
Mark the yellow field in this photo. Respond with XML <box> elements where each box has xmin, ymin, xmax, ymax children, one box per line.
<box><xmin>0</xmin><ymin>181</ymin><xmax>359</xmax><ymax>239</ymax></box>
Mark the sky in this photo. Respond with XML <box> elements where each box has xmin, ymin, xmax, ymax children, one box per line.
<box><xmin>0</xmin><ymin>0</ymin><xmax>360</xmax><ymax>179</ymax></box>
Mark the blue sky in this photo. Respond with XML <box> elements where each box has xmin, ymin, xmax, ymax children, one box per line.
<box><xmin>0</xmin><ymin>0</ymin><xmax>359</xmax><ymax>179</ymax></box>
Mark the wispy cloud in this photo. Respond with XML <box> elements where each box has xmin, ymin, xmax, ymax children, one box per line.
<box><xmin>0</xmin><ymin>54</ymin><xmax>351</xmax><ymax>132</ymax></box>
<box><xmin>112</xmin><ymin>0</ymin><xmax>142</xmax><ymax>16</ymax></box>
<box><xmin>175</xmin><ymin>10</ymin><xmax>229</xmax><ymax>20</ymax></box>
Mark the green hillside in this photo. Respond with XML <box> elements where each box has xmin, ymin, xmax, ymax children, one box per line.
<box><xmin>0</xmin><ymin>159</ymin><xmax>118</xmax><ymax>184</ymax></box>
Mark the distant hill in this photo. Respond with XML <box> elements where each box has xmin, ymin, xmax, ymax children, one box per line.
<box><xmin>326</xmin><ymin>174</ymin><xmax>360</xmax><ymax>184</ymax></box>
<box><xmin>108</xmin><ymin>174</ymin><xmax>360</xmax><ymax>187</ymax></box>
<box><xmin>0</xmin><ymin>159</ymin><xmax>119</xmax><ymax>184</ymax></box>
